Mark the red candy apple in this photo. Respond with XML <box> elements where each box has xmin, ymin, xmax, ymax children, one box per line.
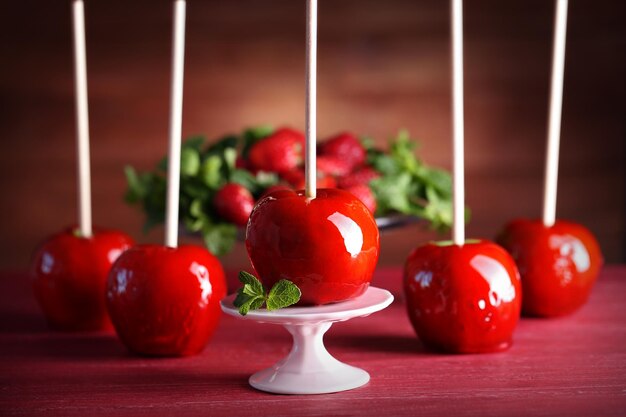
<box><xmin>106</xmin><ymin>245</ymin><xmax>226</xmax><ymax>356</ymax></box>
<box><xmin>246</xmin><ymin>188</ymin><xmax>379</xmax><ymax>305</ymax></box>
<box><xmin>497</xmin><ymin>219</ymin><xmax>603</xmax><ymax>317</ymax></box>
<box><xmin>404</xmin><ymin>240</ymin><xmax>522</xmax><ymax>353</ymax></box>
<box><xmin>31</xmin><ymin>227</ymin><xmax>134</xmax><ymax>331</ymax></box>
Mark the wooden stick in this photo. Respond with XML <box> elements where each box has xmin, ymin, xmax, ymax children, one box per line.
<box><xmin>304</xmin><ymin>0</ymin><xmax>317</xmax><ymax>199</ymax></box>
<box><xmin>542</xmin><ymin>0</ymin><xmax>568</xmax><ymax>227</ymax></box>
<box><xmin>165</xmin><ymin>0</ymin><xmax>186</xmax><ymax>248</ymax></box>
<box><xmin>451</xmin><ymin>0</ymin><xmax>465</xmax><ymax>246</ymax></box>
<box><xmin>72</xmin><ymin>0</ymin><xmax>92</xmax><ymax>238</ymax></box>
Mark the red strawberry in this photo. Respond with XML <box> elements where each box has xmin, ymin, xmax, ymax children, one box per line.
<box><xmin>317</xmin><ymin>156</ymin><xmax>352</xmax><ymax>177</ymax></box>
<box><xmin>337</xmin><ymin>167</ymin><xmax>380</xmax><ymax>189</ymax></box>
<box><xmin>248</xmin><ymin>127</ymin><xmax>305</xmax><ymax>174</ymax></box>
<box><xmin>282</xmin><ymin>169</ymin><xmax>337</xmax><ymax>190</ymax></box>
<box><xmin>344</xmin><ymin>184</ymin><xmax>377</xmax><ymax>214</ymax></box>
<box><xmin>213</xmin><ymin>183</ymin><xmax>255</xmax><ymax>226</ymax></box>
<box><xmin>319</xmin><ymin>132</ymin><xmax>366</xmax><ymax>170</ymax></box>
<box><xmin>235</xmin><ymin>156</ymin><xmax>248</xmax><ymax>169</ymax></box>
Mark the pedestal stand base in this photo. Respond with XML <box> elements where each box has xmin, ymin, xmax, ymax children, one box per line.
<box><xmin>221</xmin><ymin>287</ymin><xmax>393</xmax><ymax>395</ymax></box>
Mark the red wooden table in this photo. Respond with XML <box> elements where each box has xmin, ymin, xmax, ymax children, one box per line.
<box><xmin>1</xmin><ymin>267</ymin><xmax>625</xmax><ymax>416</ymax></box>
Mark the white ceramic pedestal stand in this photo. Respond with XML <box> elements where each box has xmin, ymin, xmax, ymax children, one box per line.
<box><xmin>221</xmin><ymin>286</ymin><xmax>393</xmax><ymax>395</ymax></box>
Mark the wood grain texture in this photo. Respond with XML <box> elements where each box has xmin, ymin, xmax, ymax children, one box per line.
<box><xmin>1</xmin><ymin>266</ymin><xmax>625</xmax><ymax>416</ymax></box>
<box><xmin>0</xmin><ymin>0</ymin><xmax>624</xmax><ymax>268</ymax></box>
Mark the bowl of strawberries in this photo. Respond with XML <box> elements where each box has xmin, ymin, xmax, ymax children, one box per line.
<box><xmin>125</xmin><ymin>126</ymin><xmax>457</xmax><ymax>256</ymax></box>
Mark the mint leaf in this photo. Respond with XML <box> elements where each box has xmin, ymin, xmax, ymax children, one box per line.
<box><xmin>238</xmin><ymin>296</ymin><xmax>265</xmax><ymax>316</ymax></box>
<box><xmin>431</xmin><ymin>239</ymin><xmax>481</xmax><ymax>247</ymax></box>
<box><xmin>242</xmin><ymin>125</ymin><xmax>274</xmax><ymax>158</ymax></box>
<box><xmin>238</xmin><ymin>271</ymin><xmax>265</xmax><ymax>296</ymax></box>
<box><xmin>229</xmin><ymin>169</ymin><xmax>279</xmax><ymax>196</ymax></box>
<box><xmin>370</xmin><ymin>173</ymin><xmax>413</xmax><ymax>213</ymax></box>
<box><xmin>232</xmin><ymin>271</ymin><xmax>301</xmax><ymax>315</ymax></box>
<box><xmin>181</xmin><ymin>147</ymin><xmax>201</xmax><ymax>176</ymax></box>
<box><xmin>266</xmin><ymin>279</ymin><xmax>301</xmax><ymax>311</ymax></box>
<box><xmin>255</xmin><ymin>171</ymin><xmax>279</xmax><ymax>189</ymax></box>
<box><xmin>124</xmin><ymin>166</ymin><xmax>147</xmax><ymax>203</ymax></box>
<box><xmin>184</xmin><ymin>135</ymin><xmax>206</xmax><ymax>150</ymax></box>
<box><xmin>206</xmin><ymin>135</ymin><xmax>237</xmax><ymax>155</ymax></box>
<box><xmin>202</xmin><ymin>223</ymin><xmax>237</xmax><ymax>256</ymax></box>
<box><xmin>234</xmin><ymin>271</ymin><xmax>267</xmax><ymax>315</ymax></box>
<box><xmin>200</xmin><ymin>155</ymin><xmax>223</xmax><ymax>188</ymax></box>
<box><xmin>223</xmin><ymin>147</ymin><xmax>237</xmax><ymax>171</ymax></box>
<box><xmin>229</xmin><ymin>169</ymin><xmax>258</xmax><ymax>192</ymax></box>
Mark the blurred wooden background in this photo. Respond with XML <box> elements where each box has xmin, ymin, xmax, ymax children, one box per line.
<box><xmin>0</xmin><ymin>0</ymin><xmax>624</xmax><ymax>269</ymax></box>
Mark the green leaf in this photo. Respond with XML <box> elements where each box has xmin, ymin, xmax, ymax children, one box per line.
<box><xmin>422</xmin><ymin>186</ymin><xmax>453</xmax><ymax>231</ymax></box>
<box><xmin>359</xmin><ymin>135</ymin><xmax>375</xmax><ymax>150</ymax></box>
<box><xmin>206</xmin><ymin>135</ymin><xmax>238</xmax><ymax>155</ymax></box>
<box><xmin>242</xmin><ymin>125</ymin><xmax>274</xmax><ymax>158</ymax></box>
<box><xmin>431</xmin><ymin>239</ymin><xmax>481</xmax><ymax>247</ymax></box>
<box><xmin>124</xmin><ymin>166</ymin><xmax>147</xmax><ymax>203</ymax></box>
<box><xmin>200</xmin><ymin>155</ymin><xmax>223</xmax><ymax>188</ymax></box>
<box><xmin>238</xmin><ymin>271</ymin><xmax>265</xmax><ymax>297</ymax></box>
<box><xmin>184</xmin><ymin>135</ymin><xmax>206</xmax><ymax>150</ymax></box>
<box><xmin>237</xmin><ymin>296</ymin><xmax>265</xmax><ymax>316</ymax></box>
<box><xmin>202</xmin><ymin>223</ymin><xmax>238</xmax><ymax>256</ymax></box>
<box><xmin>189</xmin><ymin>198</ymin><xmax>204</xmax><ymax>218</ymax></box>
<box><xmin>223</xmin><ymin>147</ymin><xmax>237</xmax><ymax>171</ymax></box>
<box><xmin>370</xmin><ymin>154</ymin><xmax>399</xmax><ymax>176</ymax></box>
<box><xmin>370</xmin><ymin>173</ymin><xmax>413</xmax><ymax>213</ymax></box>
<box><xmin>232</xmin><ymin>271</ymin><xmax>301</xmax><ymax>315</ymax></box>
<box><xmin>229</xmin><ymin>169</ymin><xmax>258</xmax><ymax>192</ymax></box>
<box><xmin>266</xmin><ymin>279</ymin><xmax>301</xmax><ymax>311</ymax></box>
<box><xmin>233</xmin><ymin>271</ymin><xmax>267</xmax><ymax>315</ymax></box>
<box><xmin>181</xmin><ymin>147</ymin><xmax>201</xmax><ymax>176</ymax></box>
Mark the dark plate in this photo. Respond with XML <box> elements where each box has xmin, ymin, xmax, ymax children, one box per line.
<box><xmin>183</xmin><ymin>214</ymin><xmax>421</xmax><ymax>242</ymax></box>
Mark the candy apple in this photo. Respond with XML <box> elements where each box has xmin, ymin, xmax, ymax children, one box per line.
<box><xmin>106</xmin><ymin>244</ymin><xmax>226</xmax><ymax>356</ymax></box>
<box><xmin>496</xmin><ymin>219</ymin><xmax>603</xmax><ymax>317</ymax></box>
<box><xmin>246</xmin><ymin>188</ymin><xmax>379</xmax><ymax>305</ymax></box>
<box><xmin>31</xmin><ymin>227</ymin><xmax>134</xmax><ymax>331</ymax></box>
<box><xmin>404</xmin><ymin>240</ymin><xmax>521</xmax><ymax>353</ymax></box>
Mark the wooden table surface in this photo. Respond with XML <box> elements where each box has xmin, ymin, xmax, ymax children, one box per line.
<box><xmin>1</xmin><ymin>266</ymin><xmax>625</xmax><ymax>416</ymax></box>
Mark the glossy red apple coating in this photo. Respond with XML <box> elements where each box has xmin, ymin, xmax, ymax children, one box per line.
<box><xmin>404</xmin><ymin>240</ymin><xmax>521</xmax><ymax>353</ymax></box>
<box><xmin>31</xmin><ymin>227</ymin><xmax>134</xmax><ymax>331</ymax></box>
<box><xmin>497</xmin><ymin>219</ymin><xmax>603</xmax><ymax>317</ymax></box>
<box><xmin>246</xmin><ymin>188</ymin><xmax>379</xmax><ymax>305</ymax></box>
<box><xmin>106</xmin><ymin>245</ymin><xmax>226</xmax><ymax>356</ymax></box>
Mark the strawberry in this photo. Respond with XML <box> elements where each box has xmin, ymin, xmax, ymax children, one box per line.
<box><xmin>247</xmin><ymin>127</ymin><xmax>305</xmax><ymax>174</ymax></box>
<box><xmin>337</xmin><ymin>167</ymin><xmax>380</xmax><ymax>189</ymax></box>
<box><xmin>317</xmin><ymin>156</ymin><xmax>352</xmax><ymax>177</ymax></box>
<box><xmin>319</xmin><ymin>132</ymin><xmax>366</xmax><ymax>170</ymax></box>
<box><xmin>235</xmin><ymin>156</ymin><xmax>248</xmax><ymax>169</ymax></box>
<box><xmin>282</xmin><ymin>169</ymin><xmax>337</xmax><ymax>190</ymax></box>
<box><xmin>344</xmin><ymin>184</ymin><xmax>377</xmax><ymax>214</ymax></box>
<box><xmin>213</xmin><ymin>183</ymin><xmax>255</xmax><ymax>226</ymax></box>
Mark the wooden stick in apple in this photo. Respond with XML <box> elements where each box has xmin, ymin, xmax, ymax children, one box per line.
<box><xmin>451</xmin><ymin>0</ymin><xmax>464</xmax><ymax>246</ymax></box>
<box><xmin>72</xmin><ymin>0</ymin><xmax>92</xmax><ymax>238</ymax></box>
<box><xmin>403</xmin><ymin>0</ymin><xmax>523</xmax><ymax>353</ymax></box>
<box><xmin>105</xmin><ymin>0</ymin><xmax>227</xmax><ymax>356</ymax></box>
<box><xmin>542</xmin><ymin>0</ymin><xmax>568</xmax><ymax>227</ymax></box>
<box><xmin>30</xmin><ymin>1</ymin><xmax>136</xmax><ymax>332</ymax></box>
<box><xmin>165</xmin><ymin>0</ymin><xmax>187</xmax><ymax>248</ymax></box>
<box><xmin>496</xmin><ymin>0</ymin><xmax>602</xmax><ymax>318</ymax></box>
<box><xmin>304</xmin><ymin>0</ymin><xmax>318</xmax><ymax>199</ymax></box>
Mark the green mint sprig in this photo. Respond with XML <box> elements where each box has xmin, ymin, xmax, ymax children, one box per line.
<box><xmin>233</xmin><ymin>271</ymin><xmax>301</xmax><ymax>315</ymax></box>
